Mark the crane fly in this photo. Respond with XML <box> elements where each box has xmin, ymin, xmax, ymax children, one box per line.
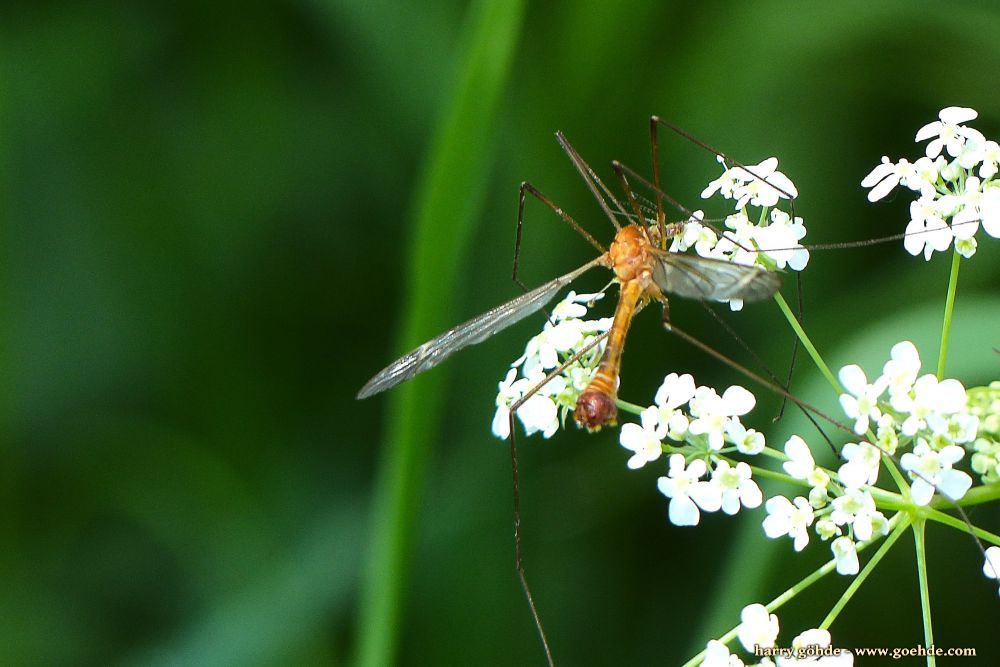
<box><xmin>356</xmin><ymin>133</ymin><xmax>782</xmax><ymax>430</ymax></box>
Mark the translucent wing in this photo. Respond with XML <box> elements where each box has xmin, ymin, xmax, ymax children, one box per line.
<box><xmin>649</xmin><ymin>249</ymin><xmax>781</xmax><ymax>302</ymax></box>
<box><xmin>357</xmin><ymin>258</ymin><xmax>604</xmax><ymax>399</ymax></box>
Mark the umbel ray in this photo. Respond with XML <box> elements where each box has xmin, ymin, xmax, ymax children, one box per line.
<box><xmin>357</xmin><ymin>116</ymin><xmax>992</xmax><ymax>665</ymax></box>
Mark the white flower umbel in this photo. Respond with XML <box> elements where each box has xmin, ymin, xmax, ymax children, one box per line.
<box><xmin>711</xmin><ymin>460</ymin><xmax>763</xmax><ymax>515</ymax></box>
<box><xmin>763</xmin><ymin>495</ymin><xmax>815</xmax><ymax>552</ymax></box>
<box><xmin>688</xmin><ymin>385</ymin><xmax>757</xmax><ymax>451</ymax></box>
<box><xmin>657</xmin><ymin>454</ymin><xmax>722</xmax><ymax>526</ymax></box>
<box><xmin>736</xmin><ymin>603</ymin><xmax>779</xmax><ymax>653</ymax></box>
<box><xmin>492</xmin><ymin>290</ymin><xmax>613</xmax><ymax>439</ymax></box>
<box><xmin>899</xmin><ymin>441</ymin><xmax>973</xmax><ymax>505</ymax></box>
<box><xmin>838</xmin><ymin>364</ymin><xmax>887</xmax><ymax>434</ymax></box>
<box><xmin>863</xmin><ymin>106</ymin><xmax>1000</xmax><ymax>259</ymax></box>
<box><xmin>693</xmin><ymin>154</ymin><xmax>808</xmax><ymax>310</ymax></box>
<box><xmin>619</xmin><ymin>405</ymin><xmax>667</xmax><ymax>470</ymax></box>
<box><xmin>782</xmin><ymin>435</ymin><xmax>831</xmax><ymax>492</ymax></box>
<box><xmin>829</xmin><ymin>488</ymin><xmax>887</xmax><ymax>542</ymax></box>
<box><xmin>837</xmin><ymin>442</ymin><xmax>881</xmax><ymax>489</ymax></box>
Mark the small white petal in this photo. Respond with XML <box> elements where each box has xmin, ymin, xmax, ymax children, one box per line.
<box><xmin>721</xmin><ymin>385</ymin><xmax>756</xmax><ymax>415</ymax></box>
<box><xmin>668</xmin><ymin>493</ymin><xmax>700</xmax><ymax>526</ymax></box>
<box><xmin>838</xmin><ymin>365</ymin><xmax>868</xmax><ymax>396</ymax></box>
<box><xmin>939</xmin><ymin>105</ymin><xmax>978</xmax><ymax>125</ymax></box>
<box><xmin>832</xmin><ymin>537</ymin><xmax>860</xmax><ymax>575</ymax></box>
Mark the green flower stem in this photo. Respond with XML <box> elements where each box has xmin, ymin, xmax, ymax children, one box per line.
<box><xmin>616</xmin><ymin>398</ymin><xmax>645</xmax><ymax>416</ymax></box>
<box><xmin>747</xmin><ymin>464</ymin><xmax>808</xmax><ymax>488</ymax></box>
<box><xmin>681</xmin><ymin>514</ymin><xmax>900</xmax><ymax>667</ymax></box>
<box><xmin>773</xmin><ymin>292</ymin><xmax>843</xmax><ymax>395</ymax></box>
<box><xmin>354</xmin><ymin>3</ymin><xmax>525</xmax><ymax>666</ymax></box>
<box><xmin>882</xmin><ymin>455</ymin><xmax>910</xmax><ymax>497</ymax></box>
<box><xmin>758</xmin><ymin>445</ymin><xmax>791</xmax><ymax>462</ymax></box>
<box><xmin>864</xmin><ymin>485</ymin><xmax>907</xmax><ymax>509</ymax></box>
<box><xmin>821</xmin><ymin>513</ymin><xmax>910</xmax><ymax>629</ymax></box>
<box><xmin>936</xmin><ymin>248</ymin><xmax>962</xmax><ymax>380</ymax></box>
<box><xmin>922</xmin><ymin>505</ymin><xmax>1000</xmax><ymax>545</ymax></box>
<box><xmin>680</xmin><ymin>557</ymin><xmax>837</xmax><ymax>667</ymax></box>
<box><xmin>912</xmin><ymin>519</ymin><xmax>936</xmax><ymax>667</ymax></box>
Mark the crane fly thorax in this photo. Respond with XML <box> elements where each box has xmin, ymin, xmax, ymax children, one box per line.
<box><xmin>608</xmin><ymin>224</ymin><xmax>655</xmax><ymax>285</ymax></box>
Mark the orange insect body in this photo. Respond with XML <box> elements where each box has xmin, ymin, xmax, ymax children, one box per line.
<box><xmin>575</xmin><ymin>224</ymin><xmax>662</xmax><ymax>430</ymax></box>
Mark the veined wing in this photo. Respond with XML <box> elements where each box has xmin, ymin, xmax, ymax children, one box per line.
<box><xmin>357</xmin><ymin>257</ymin><xmax>604</xmax><ymax>399</ymax></box>
<box><xmin>649</xmin><ymin>249</ymin><xmax>781</xmax><ymax>302</ymax></box>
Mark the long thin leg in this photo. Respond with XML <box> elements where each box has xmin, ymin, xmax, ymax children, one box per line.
<box><xmin>506</xmin><ymin>423</ymin><xmax>553</xmax><ymax>667</ymax></box>
<box><xmin>774</xmin><ymin>273</ymin><xmax>804</xmax><ymax>423</ymax></box>
<box><xmin>651</xmin><ymin>117</ymin><xmax>797</xmax><ymax>200</ymax></box>
<box><xmin>514</xmin><ymin>181</ymin><xmax>607</xmax><ymax>290</ymax></box>
<box><xmin>504</xmin><ymin>330</ymin><xmax>611</xmax><ymax>666</ymax></box>
<box><xmin>610</xmin><ymin>160</ymin><xmax>650</xmax><ymax>240</ymax></box>
<box><xmin>697</xmin><ymin>302</ymin><xmax>836</xmax><ymax>455</ymax></box>
<box><xmin>668</xmin><ymin>322</ymin><xmax>853</xmax><ymax>436</ymax></box>
<box><xmin>614</xmin><ymin>160</ymin><xmax>758</xmax><ymax>255</ymax></box>
<box><xmin>555</xmin><ymin>131</ymin><xmax>629</xmax><ymax>231</ymax></box>
<box><xmin>650</xmin><ymin>116</ymin><xmax>666</xmax><ymax>247</ymax></box>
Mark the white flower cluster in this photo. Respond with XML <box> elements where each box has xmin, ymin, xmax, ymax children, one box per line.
<box><xmin>967</xmin><ymin>381</ymin><xmax>1000</xmax><ymax>485</ymax></box>
<box><xmin>618</xmin><ymin>372</ymin><xmax>764</xmax><ymax>526</ymax></box>
<box><xmin>676</xmin><ymin>157</ymin><xmax>808</xmax><ymax>310</ymax></box>
<box><xmin>839</xmin><ymin>340</ymin><xmax>977</xmax><ymax>504</ymax></box>
<box><xmin>862</xmin><ymin>106</ymin><xmax>1000</xmax><ymax>259</ymax></box>
<box><xmin>491</xmin><ymin>291</ymin><xmax>613</xmax><ymax>439</ymax></box>
<box><xmin>703</xmin><ymin>604</ymin><xmax>853</xmax><ymax>666</ymax></box>
<box><xmin>763</xmin><ymin>340</ymin><xmax>986</xmax><ymax>575</ymax></box>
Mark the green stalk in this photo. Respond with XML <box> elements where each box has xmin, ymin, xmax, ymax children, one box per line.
<box><xmin>773</xmin><ymin>292</ymin><xmax>843</xmax><ymax>395</ymax></box>
<box><xmin>922</xmin><ymin>505</ymin><xmax>1000</xmax><ymax>545</ymax></box>
<box><xmin>354</xmin><ymin>3</ymin><xmax>525</xmax><ymax>665</ymax></box>
<box><xmin>935</xmin><ymin>248</ymin><xmax>962</xmax><ymax>379</ymax></box>
<box><xmin>821</xmin><ymin>513</ymin><xmax>909</xmax><ymax>628</ymax></box>
<box><xmin>912</xmin><ymin>519</ymin><xmax>936</xmax><ymax>667</ymax></box>
<box><xmin>681</xmin><ymin>515</ymin><xmax>899</xmax><ymax>667</ymax></box>
<box><xmin>680</xmin><ymin>557</ymin><xmax>837</xmax><ymax>667</ymax></box>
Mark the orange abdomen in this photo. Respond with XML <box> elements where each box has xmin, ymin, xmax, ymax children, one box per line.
<box><xmin>575</xmin><ymin>279</ymin><xmax>643</xmax><ymax>429</ymax></box>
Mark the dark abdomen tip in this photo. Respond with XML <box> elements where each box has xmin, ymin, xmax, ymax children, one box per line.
<box><xmin>574</xmin><ymin>390</ymin><xmax>617</xmax><ymax>430</ymax></box>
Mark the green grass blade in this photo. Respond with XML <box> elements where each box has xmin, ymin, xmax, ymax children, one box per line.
<box><xmin>353</xmin><ymin>2</ymin><xmax>526</xmax><ymax>665</ymax></box>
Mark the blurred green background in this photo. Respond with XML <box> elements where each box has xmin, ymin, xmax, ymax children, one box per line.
<box><xmin>6</xmin><ymin>1</ymin><xmax>1000</xmax><ymax>664</ymax></box>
